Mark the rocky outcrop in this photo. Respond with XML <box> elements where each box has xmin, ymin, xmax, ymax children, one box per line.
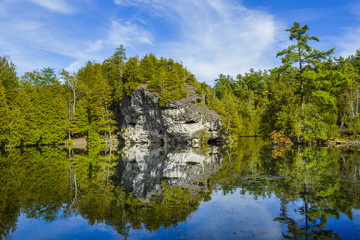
<box><xmin>116</xmin><ymin>144</ymin><xmax>222</xmax><ymax>199</ymax></box>
<box><xmin>118</xmin><ymin>86</ymin><xmax>222</xmax><ymax>146</ymax></box>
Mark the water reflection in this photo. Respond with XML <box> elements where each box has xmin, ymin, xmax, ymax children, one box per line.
<box><xmin>0</xmin><ymin>145</ymin><xmax>221</xmax><ymax>239</ymax></box>
<box><xmin>216</xmin><ymin>140</ymin><xmax>360</xmax><ymax>239</ymax></box>
<box><xmin>117</xmin><ymin>144</ymin><xmax>222</xmax><ymax>198</ymax></box>
<box><xmin>0</xmin><ymin>147</ymin><xmax>70</xmax><ymax>238</ymax></box>
<box><xmin>1</xmin><ymin>140</ymin><xmax>360</xmax><ymax>239</ymax></box>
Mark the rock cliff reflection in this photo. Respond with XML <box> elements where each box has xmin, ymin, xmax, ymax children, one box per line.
<box><xmin>0</xmin><ymin>145</ymin><xmax>222</xmax><ymax>239</ymax></box>
<box><xmin>1</xmin><ymin>140</ymin><xmax>360</xmax><ymax>239</ymax></box>
<box><xmin>117</xmin><ymin>145</ymin><xmax>222</xmax><ymax>198</ymax></box>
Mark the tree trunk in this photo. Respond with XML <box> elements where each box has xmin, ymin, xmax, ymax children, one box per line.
<box><xmin>299</xmin><ymin>57</ymin><xmax>304</xmax><ymax>115</ymax></box>
<box><xmin>73</xmin><ymin>89</ymin><xmax>76</xmax><ymax>115</ymax></box>
<box><xmin>350</xmin><ymin>84</ymin><xmax>355</xmax><ymax>117</ymax></box>
<box><xmin>68</xmin><ymin>103</ymin><xmax>71</xmax><ymax>140</ymax></box>
<box><xmin>356</xmin><ymin>85</ymin><xmax>359</xmax><ymax>116</ymax></box>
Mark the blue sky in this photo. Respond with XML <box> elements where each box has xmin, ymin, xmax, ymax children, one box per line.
<box><xmin>0</xmin><ymin>0</ymin><xmax>359</xmax><ymax>84</ymax></box>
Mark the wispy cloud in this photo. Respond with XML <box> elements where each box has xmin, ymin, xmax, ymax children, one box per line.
<box><xmin>25</xmin><ymin>0</ymin><xmax>72</xmax><ymax>14</ymax></box>
<box><xmin>1</xmin><ymin>0</ymin><xmax>72</xmax><ymax>14</ymax></box>
<box><xmin>114</xmin><ymin>0</ymin><xmax>281</xmax><ymax>84</ymax></box>
<box><xmin>336</xmin><ymin>26</ymin><xmax>360</xmax><ymax>57</ymax></box>
<box><xmin>349</xmin><ymin>0</ymin><xmax>360</xmax><ymax>18</ymax></box>
<box><xmin>64</xmin><ymin>18</ymin><xmax>155</xmax><ymax>73</ymax></box>
<box><xmin>0</xmin><ymin>0</ymin><xmax>358</xmax><ymax>84</ymax></box>
<box><xmin>0</xmin><ymin>0</ymin><xmax>88</xmax><ymax>73</ymax></box>
<box><xmin>1</xmin><ymin>0</ymin><xmax>282</xmax><ymax>83</ymax></box>
<box><xmin>109</xmin><ymin>20</ymin><xmax>154</xmax><ymax>47</ymax></box>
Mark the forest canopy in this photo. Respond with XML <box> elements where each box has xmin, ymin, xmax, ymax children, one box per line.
<box><xmin>1</xmin><ymin>22</ymin><xmax>360</xmax><ymax>147</ymax></box>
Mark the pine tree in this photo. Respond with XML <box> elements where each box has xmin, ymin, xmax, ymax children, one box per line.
<box><xmin>277</xmin><ymin>22</ymin><xmax>334</xmax><ymax>112</ymax></box>
<box><xmin>0</xmin><ymin>56</ymin><xmax>19</xmax><ymax>103</ymax></box>
<box><xmin>75</xmin><ymin>62</ymin><xmax>116</xmax><ymax>141</ymax></box>
<box><xmin>0</xmin><ymin>82</ymin><xmax>9</xmax><ymax>146</ymax></box>
<box><xmin>102</xmin><ymin>45</ymin><xmax>127</xmax><ymax>101</ymax></box>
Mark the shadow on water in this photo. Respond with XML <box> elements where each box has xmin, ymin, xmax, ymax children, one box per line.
<box><xmin>1</xmin><ymin>139</ymin><xmax>360</xmax><ymax>239</ymax></box>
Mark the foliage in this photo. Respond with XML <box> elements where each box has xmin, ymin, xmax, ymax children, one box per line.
<box><xmin>213</xmin><ymin>139</ymin><xmax>360</xmax><ymax>239</ymax></box>
<box><xmin>0</xmin><ymin>82</ymin><xmax>10</xmax><ymax>147</ymax></box>
<box><xmin>200</xmin><ymin>129</ymin><xmax>209</xmax><ymax>144</ymax></box>
<box><xmin>1</xmin><ymin>67</ymin><xmax>68</xmax><ymax>146</ymax></box>
<box><xmin>2</xmin><ymin>23</ymin><xmax>360</xmax><ymax>146</ymax></box>
<box><xmin>276</xmin><ymin>22</ymin><xmax>334</xmax><ymax>110</ymax></box>
<box><xmin>1</xmin><ymin>138</ymin><xmax>360</xmax><ymax>238</ymax></box>
<box><xmin>270</xmin><ymin>130</ymin><xmax>293</xmax><ymax>146</ymax></box>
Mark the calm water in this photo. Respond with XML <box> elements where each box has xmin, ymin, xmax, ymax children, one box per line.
<box><xmin>1</xmin><ymin>139</ymin><xmax>360</xmax><ymax>239</ymax></box>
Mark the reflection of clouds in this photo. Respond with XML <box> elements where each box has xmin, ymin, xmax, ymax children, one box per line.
<box><xmin>182</xmin><ymin>190</ymin><xmax>284</xmax><ymax>239</ymax></box>
<box><xmin>13</xmin><ymin>212</ymin><xmax>122</xmax><ymax>239</ymax></box>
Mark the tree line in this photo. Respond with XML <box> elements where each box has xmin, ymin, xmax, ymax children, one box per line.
<box><xmin>1</xmin><ymin>22</ymin><xmax>360</xmax><ymax>147</ymax></box>
<box><xmin>0</xmin><ymin>46</ymin><xmax>200</xmax><ymax>147</ymax></box>
<box><xmin>212</xmin><ymin>22</ymin><xmax>360</xmax><ymax>143</ymax></box>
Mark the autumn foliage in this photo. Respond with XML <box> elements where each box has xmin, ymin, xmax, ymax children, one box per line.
<box><xmin>270</xmin><ymin>130</ymin><xmax>293</xmax><ymax>146</ymax></box>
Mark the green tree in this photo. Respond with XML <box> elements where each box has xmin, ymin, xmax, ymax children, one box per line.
<box><xmin>261</xmin><ymin>70</ymin><xmax>301</xmax><ymax>140</ymax></box>
<box><xmin>277</xmin><ymin>22</ymin><xmax>334</xmax><ymax>112</ymax></box>
<box><xmin>139</xmin><ymin>53</ymin><xmax>159</xmax><ymax>84</ymax></box>
<box><xmin>102</xmin><ymin>45</ymin><xmax>127</xmax><ymax>101</ymax></box>
<box><xmin>61</xmin><ymin>70</ymin><xmax>78</xmax><ymax>140</ymax></box>
<box><xmin>18</xmin><ymin>69</ymin><xmax>68</xmax><ymax>145</ymax></box>
<box><xmin>75</xmin><ymin>62</ymin><xmax>116</xmax><ymax>141</ymax></box>
<box><xmin>0</xmin><ymin>56</ymin><xmax>19</xmax><ymax>103</ymax></box>
<box><xmin>0</xmin><ymin>83</ymin><xmax>10</xmax><ymax>146</ymax></box>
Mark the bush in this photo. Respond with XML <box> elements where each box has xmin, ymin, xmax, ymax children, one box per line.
<box><xmin>270</xmin><ymin>130</ymin><xmax>293</xmax><ymax>146</ymax></box>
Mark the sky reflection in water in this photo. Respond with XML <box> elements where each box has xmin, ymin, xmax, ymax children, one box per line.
<box><xmin>1</xmin><ymin>139</ymin><xmax>360</xmax><ymax>239</ymax></box>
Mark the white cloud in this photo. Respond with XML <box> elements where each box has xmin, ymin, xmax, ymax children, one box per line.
<box><xmin>335</xmin><ymin>26</ymin><xmax>360</xmax><ymax>57</ymax></box>
<box><xmin>1</xmin><ymin>0</ymin><xmax>72</xmax><ymax>14</ymax></box>
<box><xmin>113</xmin><ymin>0</ymin><xmax>281</xmax><ymax>84</ymax></box>
<box><xmin>0</xmin><ymin>0</ymin><xmax>105</xmax><ymax>74</ymax></box>
<box><xmin>63</xmin><ymin>18</ymin><xmax>155</xmax><ymax>73</ymax></box>
<box><xmin>109</xmin><ymin>20</ymin><xmax>154</xmax><ymax>46</ymax></box>
<box><xmin>1</xmin><ymin>0</ymin><xmax>282</xmax><ymax>84</ymax></box>
<box><xmin>25</xmin><ymin>0</ymin><xmax>72</xmax><ymax>14</ymax></box>
<box><xmin>349</xmin><ymin>0</ymin><xmax>360</xmax><ymax>18</ymax></box>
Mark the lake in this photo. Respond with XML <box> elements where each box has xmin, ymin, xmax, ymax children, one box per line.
<box><xmin>1</xmin><ymin>138</ymin><xmax>360</xmax><ymax>239</ymax></box>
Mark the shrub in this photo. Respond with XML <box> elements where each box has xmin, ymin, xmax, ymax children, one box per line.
<box><xmin>270</xmin><ymin>130</ymin><xmax>293</xmax><ymax>146</ymax></box>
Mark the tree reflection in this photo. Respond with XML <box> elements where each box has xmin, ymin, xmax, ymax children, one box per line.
<box><xmin>0</xmin><ymin>144</ymin><xmax>221</xmax><ymax>239</ymax></box>
<box><xmin>0</xmin><ymin>147</ymin><xmax>69</xmax><ymax>238</ymax></box>
<box><xmin>215</xmin><ymin>140</ymin><xmax>360</xmax><ymax>240</ymax></box>
<box><xmin>1</xmin><ymin>141</ymin><xmax>360</xmax><ymax>239</ymax></box>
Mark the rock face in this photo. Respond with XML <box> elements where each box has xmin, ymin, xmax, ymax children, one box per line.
<box><xmin>118</xmin><ymin>86</ymin><xmax>222</xmax><ymax>145</ymax></box>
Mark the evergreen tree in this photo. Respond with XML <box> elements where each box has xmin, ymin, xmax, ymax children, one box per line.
<box><xmin>18</xmin><ymin>69</ymin><xmax>68</xmax><ymax>145</ymax></box>
<box><xmin>0</xmin><ymin>82</ymin><xmax>9</xmax><ymax>146</ymax></box>
<box><xmin>75</xmin><ymin>62</ymin><xmax>116</xmax><ymax>140</ymax></box>
<box><xmin>139</xmin><ymin>53</ymin><xmax>158</xmax><ymax>83</ymax></box>
<box><xmin>0</xmin><ymin>56</ymin><xmax>19</xmax><ymax>103</ymax></box>
<box><xmin>61</xmin><ymin>70</ymin><xmax>78</xmax><ymax>139</ymax></box>
<box><xmin>102</xmin><ymin>45</ymin><xmax>127</xmax><ymax>101</ymax></box>
<box><xmin>277</xmin><ymin>22</ymin><xmax>334</xmax><ymax>112</ymax></box>
<box><xmin>122</xmin><ymin>56</ymin><xmax>143</xmax><ymax>97</ymax></box>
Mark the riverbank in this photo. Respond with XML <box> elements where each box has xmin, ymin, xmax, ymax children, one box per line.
<box><xmin>324</xmin><ymin>139</ymin><xmax>360</xmax><ymax>147</ymax></box>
